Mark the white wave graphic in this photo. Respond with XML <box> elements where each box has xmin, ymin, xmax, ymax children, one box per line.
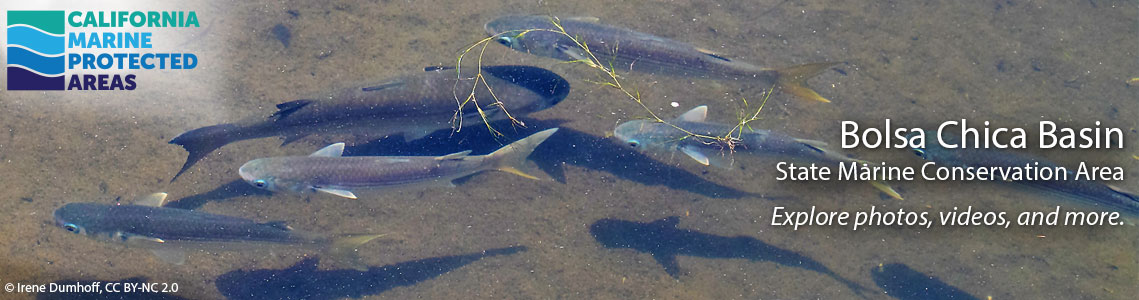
<box><xmin>5</xmin><ymin>24</ymin><xmax>65</xmax><ymax>37</ymax></box>
<box><xmin>5</xmin><ymin>44</ymin><xmax>65</xmax><ymax>58</ymax></box>
<box><xmin>7</xmin><ymin>64</ymin><xmax>65</xmax><ymax>77</ymax></box>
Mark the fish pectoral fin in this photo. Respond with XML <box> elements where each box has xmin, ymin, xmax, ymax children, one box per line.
<box><xmin>676</xmin><ymin>105</ymin><xmax>708</xmax><ymax>122</ymax></box>
<box><xmin>695</xmin><ymin>48</ymin><xmax>732</xmax><ymax>62</ymax></box>
<box><xmin>1107</xmin><ymin>184</ymin><xmax>1139</xmax><ymax>201</ymax></box>
<box><xmin>652</xmin><ymin>253</ymin><xmax>683</xmax><ymax>278</ymax></box>
<box><xmin>149</xmin><ymin>248</ymin><xmax>187</xmax><ymax>265</ymax></box>
<box><xmin>402</xmin><ymin>129</ymin><xmax>433</xmax><ymax>142</ymax></box>
<box><xmin>679</xmin><ymin>146</ymin><xmax>711</xmax><ymax>165</ymax></box>
<box><xmin>436</xmin><ymin>150</ymin><xmax>473</xmax><ymax>160</ymax></box>
<box><xmin>280</xmin><ymin>133</ymin><xmax>311</xmax><ymax>146</ymax></box>
<box><xmin>681</xmin><ymin>145</ymin><xmax>734</xmax><ymax>169</ymax></box>
<box><xmin>651</xmin><ymin>216</ymin><xmax>681</xmax><ymax>228</ymax></box>
<box><xmin>315</xmin><ymin>187</ymin><xmax>357</xmax><ymax>199</ymax></box>
<box><xmin>270</xmin><ymin>99</ymin><xmax>314</xmax><ymax>120</ymax></box>
<box><xmin>794</xmin><ymin>138</ymin><xmax>829</xmax><ymax>149</ymax></box>
<box><xmin>555</xmin><ymin>44</ymin><xmax>593</xmax><ymax>64</ymax></box>
<box><xmin>133</xmin><ymin>192</ymin><xmax>169</xmax><ymax>207</ymax></box>
<box><xmin>262</xmin><ymin>221</ymin><xmax>294</xmax><ymax>231</ymax></box>
<box><xmin>361</xmin><ymin>80</ymin><xmax>404</xmax><ymax>91</ymax></box>
<box><xmin>567</xmin><ymin>16</ymin><xmax>600</xmax><ymax>22</ymax></box>
<box><xmin>310</xmin><ymin>143</ymin><xmax>346</xmax><ymax>157</ymax></box>
<box><xmin>424</xmin><ymin>66</ymin><xmax>455</xmax><ymax>72</ymax></box>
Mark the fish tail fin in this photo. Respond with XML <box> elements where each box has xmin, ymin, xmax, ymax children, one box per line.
<box><xmin>485</xmin><ymin>128</ymin><xmax>559</xmax><ymax>180</ymax></box>
<box><xmin>850</xmin><ymin>159</ymin><xmax>904</xmax><ymax>200</ymax></box>
<box><xmin>327</xmin><ymin>233</ymin><xmax>385</xmax><ymax>271</ymax></box>
<box><xmin>869</xmin><ymin>180</ymin><xmax>903</xmax><ymax>200</ymax></box>
<box><xmin>773</xmin><ymin>62</ymin><xmax>841</xmax><ymax>103</ymax></box>
<box><xmin>168</xmin><ymin>123</ymin><xmax>244</xmax><ymax>182</ymax></box>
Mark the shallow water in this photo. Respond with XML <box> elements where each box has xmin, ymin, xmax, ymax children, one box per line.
<box><xmin>1</xmin><ymin>0</ymin><xmax>1136</xmax><ymax>299</ymax></box>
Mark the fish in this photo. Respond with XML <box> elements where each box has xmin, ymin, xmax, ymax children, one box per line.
<box><xmin>590</xmin><ymin>216</ymin><xmax>870</xmax><ymax>296</ymax></box>
<box><xmin>53</xmin><ymin>193</ymin><xmax>383</xmax><ymax>270</ymax></box>
<box><xmin>238</xmin><ymin>128</ymin><xmax>559</xmax><ymax>199</ymax></box>
<box><xmin>215</xmin><ymin>246</ymin><xmax>526</xmax><ymax>300</ymax></box>
<box><xmin>871</xmin><ymin>263</ymin><xmax>980</xmax><ymax>300</ymax></box>
<box><xmin>909</xmin><ymin>129</ymin><xmax>1139</xmax><ymax>216</ymax></box>
<box><xmin>613</xmin><ymin>105</ymin><xmax>901</xmax><ymax>199</ymax></box>
<box><xmin>484</xmin><ymin>15</ymin><xmax>839</xmax><ymax>103</ymax></box>
<box><xmin>168</xmin><ymin>65</ymin><xmax>570</xmax><ymax>181</ymax></box>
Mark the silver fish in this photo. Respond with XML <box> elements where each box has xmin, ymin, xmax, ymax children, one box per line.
<box><xmin>53</xmin><ymin>193</ymin><xmax>382</xmax><ymax>270</ymax></box>
<box><xmin>910</xmin><ymin>130</ymin><xmax>1139</xmax><ymax>216</ymax></box>
<box><xmin>238</xmin><ymin>128</ymin><xmax>559</xmax><ymax>199</ymax></box>
<box><xmin>169</xmin><ymin>65</ymin><xmax>570</xmax><ymax>181</ymax></box>
<box><xmin>485</xmin><ymin>15</ymin><xmax>837</xmax><ymax>103</ymax></box>
<box><xmin>614</xmin><ymin>106</ymin><xmax>900</xmax><ymax>199</ymax></box>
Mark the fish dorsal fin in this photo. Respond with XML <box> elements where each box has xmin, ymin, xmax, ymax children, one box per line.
<box><xmin>271</xmin><ymin>99</ymin><xmax>313</xmax><ymax>120</ymax></box>
<box><xmin>567</xmin><ymin>16</ymin><xmax>600</xmax><ymax>22</ymax></box>
<box><xmin>310</xmin><ymin>143</ymin><xmax>345</xmax><ymax>157</ymax></box>
<box><xmin>696</xmin><ymin>48</ymin><xmax>732</xmax><ymax>62</ymax></box>
<box><xmin>424</xmin><ymin>66</ymin><xmax>455</xmax><ymax>72</ymax></box>
<box><xmin>677</xmin><ymin>106</ymin><xmax>708</xmax><ymax>122</ymax></box>
<box><xmin>149</xmin><ymin>249</ymin><xmax>186</xmax><ymax>265</ymax></box>
<box><xmin>315</xmin><ymin>187</ymin><xmax>357</xmax><ymax>199</ymax></box>
<box><xmin>436</xmin><ymin>150</ymin><xmax>472</xmax><ymax>160</ymax></box>
<box><xmin>652</xmin><ymin>216</ymin><xmax>681</xmax><ymax>228</ymax></box>
<box><xmin>133</xmin><ymin>192</ymin><xmax>169</xmax><ymax>207</ymax></box>
<box><xmin>263</xmin><ymin>221</ymin><xmax>294</xmax><ymax>231</ymax></box>
<box><xmin>361</xmin><ymin>80</ymin><xmax>404</xmax><ymax>91</ymax></box>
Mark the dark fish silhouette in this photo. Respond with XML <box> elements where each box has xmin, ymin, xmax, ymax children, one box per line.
<box><xmin>169</xmin><ymin>65</ymin><xmax>569</xmax><ymax>181</ymax></box>
<box><xmin>164</xmin><ymin>179</ymin><xmax>272</xmax><ymax>210</ymax></box>
<box><xmin>590</xmin><ymin>216</ymin><xmax>869</xmax><ymax>296</ymax></box>
<box><xmin>871</xmin><ymin>263</ymin><xmax>980</xmax><ymax>300</ymax></box>
<box><xmin>215</xmin><ymin>246</ymin><xmax>526</xmax><ymax>300</ymax></box>
<box><xmin>909</xmin><ymin>129</ymin><xmax>1139</xmax><ymax>216</ymax></box>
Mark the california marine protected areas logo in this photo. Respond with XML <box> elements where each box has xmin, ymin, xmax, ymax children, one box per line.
<box><xmin>7</xmin><ymin>11</ymin><xmax>65</xmax><ymax>90</ymax></box>
<box><xmin>6</xmin><ymin>10</ymin><xmax>199</xmax><ymax>91</ymax></box>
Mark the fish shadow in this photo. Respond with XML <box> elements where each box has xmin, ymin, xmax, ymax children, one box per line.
<box><xmin>590</xmin><ymin>217</ymin><xmax>869</xmax><ymax>296</ymax></box>
<box><xmin>35</xmin><ymin>277</ymin><xmax>190</xmax><ymax>300</ymax></box>
<box><xmin>871</xmin><ymin>263</ymin><xmax>980</xmax><ymax>300</ymax></box>
<box><xmin>166</xmin><ymin>179</ymin><xmax>273</xmax><ymax>210</ymax></box>
<box><xmin>215</xmin><ymin>246</ymin><xmax>526</xmax><ymax>300</ymax></box>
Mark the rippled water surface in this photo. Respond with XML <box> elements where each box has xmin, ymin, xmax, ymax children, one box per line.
<box><xmin>1</xmin><ymin>1</ymin><xmax>1136</xmax><ymax>299</ymax></box>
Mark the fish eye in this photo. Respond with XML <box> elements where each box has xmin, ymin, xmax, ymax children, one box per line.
<box><xmin>912</xmin><ymin>149</ymin><xmax>926</xmax><ymax>159</ymax></box>
<box><xmin>627</xmin><ymin>140</ymin><xmax>640</xmax><ymax>148</ymax></box>
<box><xmin>496</xmin><ymin>36</ymin><xmax>514</xmax><ymax>46</ymax></box>
<box><xmin>63</xmin><ymin>223</ymin><xmax>79</xmax><ymax>233</ymax></box>
<box><xmin>253</xmin><ymin>179</ymin><xmax>267</xmax><ymax>188</ymax></box>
